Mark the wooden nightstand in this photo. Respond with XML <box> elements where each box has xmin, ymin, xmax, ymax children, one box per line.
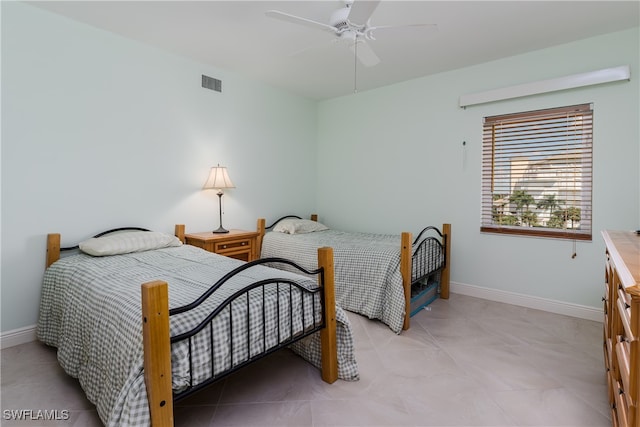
<box><xmin>184</xmin><ymin>229</ymin><xmax>259</xmax><ymax>262</ymax></box>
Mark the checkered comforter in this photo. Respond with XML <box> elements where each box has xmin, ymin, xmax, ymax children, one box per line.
<box><xmin>37</xmin><ymin>245</ymin><xmax>358</xmax><ymax>427</ymax></box>
<box><xmin>261</xmin><ymin>230</ymin><xmax>409</xmax><ymax>334</ymax></box>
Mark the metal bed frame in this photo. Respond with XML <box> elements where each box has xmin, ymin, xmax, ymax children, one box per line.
<box><xmin>408</xmin><ymin>225</ymin><xmax>448</xmax><ymax>316</ymax></box>
<box><xmin>45</xmin><ymin>225</ymin><xmax>338</xmax><ymax>426</ymax></box>
<box><xmin>257</xmin><ymin>215</ymin><xmax>451</xmax><ymax>331</ymax></box>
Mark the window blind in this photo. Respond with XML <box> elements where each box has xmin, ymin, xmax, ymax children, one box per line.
<box><xmin>481</xmin><ymin>104</ymin><xmax>593</xmax><ymax>240</ymax></box>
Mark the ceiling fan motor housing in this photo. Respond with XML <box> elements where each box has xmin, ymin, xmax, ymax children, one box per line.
<box><xmin>330</xmin><ymin>6</ymin><xmax>351</xmax><ymax>30</ymax></box>
<box><xmin>330</xmin><ymin>3</ymin><xmax>374</xmax><ymax>42</ymax></box>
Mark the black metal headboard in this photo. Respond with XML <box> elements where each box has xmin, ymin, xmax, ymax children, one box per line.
<box><xmin>264</xmin><ymin>215</ymin><xmax>302</xmax><ymax>230</ymax></box>
<box><xmin>61</xmin><ymin>227</ymin><xmax>151</xmax><ymax>251</ymax></box>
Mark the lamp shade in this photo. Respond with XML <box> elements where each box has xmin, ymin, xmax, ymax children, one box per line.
<box><xmin>202</xmin><ymin>165</ymin><xmax>235</xmax><ymax>190</ymax></box>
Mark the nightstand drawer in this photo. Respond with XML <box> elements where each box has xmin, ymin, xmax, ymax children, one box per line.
<box><xmin>184</xmin><ymin>229</ymin><xmax>259</xmax><ymax>262</ymax></box>
<box><xmin>215</xmin><ymin>238</ymin><xmax>252</xmax><ymax>253</ymax></box>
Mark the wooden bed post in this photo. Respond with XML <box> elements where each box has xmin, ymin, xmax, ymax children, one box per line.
<box><xmin>174</xmin><ymin>224</ymin><xmax>185</xmax><ymax>243</ymax></box>
<box><xmin>256</xmin><ymin>218</ymin><xmax>266</xmax><ymax>258</ymax></box>
<box><xmin>440</xmin><ymin>224</ymin><xmax>451</xmax><ymax>300</ymax></box>
<box><xmin>317</xmin><ymin>247</ymin><xmax>338</xmax><ymax>383</ymax></box>
<box><xmin>46</xmin><ymin>233</ymin><xmax>61</xmax><ymax>268</ymax></box>
<box><xmin>400</xmin><ymin>232</ymin><xmax>412</xmax><ymax>331</ymax></box>
<box><xmin>141</xmin><ymin>281</ymin><xmax>174</xmax><ymax>427</ymax></box>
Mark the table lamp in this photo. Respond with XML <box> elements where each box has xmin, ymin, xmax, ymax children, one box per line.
<box><xmin>203</xmin><ymin>164</ymin><xmax>235</xmax><ymax>233</ymax></box>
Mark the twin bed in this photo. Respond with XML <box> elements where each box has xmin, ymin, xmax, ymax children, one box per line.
<box><xmin>38</xmin><ymin>225</ymin><xmax>358</xmax><ymax>427</ymax></box>
<box><xmin>258</xmin><ymin>215</ymin><xmax>451</xmax><ymax>334</ymax></box>
<box><xmin>38</xmin><ymin>217</ymin><xmax>450</xmax><ymax>425</ymax></box>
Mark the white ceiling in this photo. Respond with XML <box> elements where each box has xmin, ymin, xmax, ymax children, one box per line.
<box><xmin>28</xmin><ymin>1</ymin><xmax>640</xmax><ymax>100</ymax></box>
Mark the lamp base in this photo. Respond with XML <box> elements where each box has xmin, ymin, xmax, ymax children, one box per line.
<box><xmin>212</xmin><ymin>226</ymin><xmax>229</xmax><ymax>234</ymax></box>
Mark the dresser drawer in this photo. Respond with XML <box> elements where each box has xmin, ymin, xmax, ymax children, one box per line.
<box><xmin>616</xmin><ymin>338</ymin><xmax>632</xmax><ymax>406</ymax></box>
<box><xmin>606</xmin><ymin>339</ymin><xmax>615</xmax><ymax>405</ymax></box>
<box><xmin>615</xmin><ymin>380</ymin><xmax>629</xmax><ymax>427</ymax></box>
<box><xmin>617</xmin><ymin>293</ymin><xmax>634</xmax><ymax>343</ymax></box>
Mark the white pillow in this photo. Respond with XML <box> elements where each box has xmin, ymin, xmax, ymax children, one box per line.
<box><xmin>272</xmin><ymin>218</ymin><xmax>329</xmax><ymax>234</ymax></box>
<box><xmin>79</xmin><ymin>231</ymin><xmax>182</xmax><ymax>256</ymax></box>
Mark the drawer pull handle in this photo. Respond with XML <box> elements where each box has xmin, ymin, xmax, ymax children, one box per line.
<box><xmin>222</xmin><ymin>245</ymin><xmax>227</xmax><ymax>249</ymax></box>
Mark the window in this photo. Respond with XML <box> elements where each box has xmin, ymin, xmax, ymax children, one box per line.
<box><xmin>481</xmin><ymin>104</ymin><xmax>593</xmax><ymax>240</ymax></box>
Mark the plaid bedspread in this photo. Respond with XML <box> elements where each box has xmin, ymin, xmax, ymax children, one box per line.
<box><xmin>37</xmin><ymin>245</ymin><xmax>358</xmax><ymax>427</ymax></box>
<box><xmin>261</xmin><ymin>230</ymin><xmax>407</xmax><ymax>334</ymax></box>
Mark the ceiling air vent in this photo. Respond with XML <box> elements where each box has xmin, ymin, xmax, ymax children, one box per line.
<box><xmin>202</xmin><ymin>75</ymin><xmax>222</xmax><ymax>92</ymax></box>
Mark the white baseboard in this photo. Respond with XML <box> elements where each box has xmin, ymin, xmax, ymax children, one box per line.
<box><xmin>450</xmin><ymin>281</ymin><xmax>603</xmax><ymax>322</ymax></box>
<box><xmin>1</xmin><ymin>325</ymin><xmax>37</xmax><ymax>349</ymax></box>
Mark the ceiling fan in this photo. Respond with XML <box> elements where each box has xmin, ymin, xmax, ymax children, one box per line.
<box><xmin>265</xmin><ymin>0</ymin><xmax>436</xmax><ymax>67</ymax></box>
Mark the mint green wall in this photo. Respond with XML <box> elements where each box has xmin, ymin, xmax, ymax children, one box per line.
<box><xmin>317</xmin><ymin>27</ymin><xmax>639</xmax><ymax>308</ymax></box>
<box><xmin>2</xmin><ymin>2</ymin><xmax>638</xmax><ymax>333</ymax></box>
<box><xmin>1</xmin><ymin>3</ymin><xmax>318</xmax><ymax>332</ymax></box>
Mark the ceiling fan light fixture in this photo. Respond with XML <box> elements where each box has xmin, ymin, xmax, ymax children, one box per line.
<box><xmin>340</xmin><ymin>30</ymin><xmax>357</xmax><ymax>42</ymax></box>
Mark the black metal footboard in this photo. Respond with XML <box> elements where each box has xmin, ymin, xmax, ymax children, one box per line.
<box><xmin>409</xmin><ymin>226</ymin><xmax>447</xmax><ymax>316</ymax></box>
<box><xmin>169</xmin><ymin>257</ymin><xmax>327</xmax><ymax>402</ymax></box>
<box><xmin>411</xmin><ymin>226</ymin><xmax>446</xmax><ymax>284</ymax></box>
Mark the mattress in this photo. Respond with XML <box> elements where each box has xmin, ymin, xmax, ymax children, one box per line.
<box><xmin>261</xmin><ymin>229</ymin><xmax>407</xmax><ymax>333</ymax></box>
<box><xmin>37</xmin><ymin>245</ymin><xmax>358</xmax><ymax>426</ymax></box>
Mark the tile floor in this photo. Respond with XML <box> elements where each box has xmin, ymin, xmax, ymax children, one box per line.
<box><xmin>1</xmin><ymin>293</ymin><xmax>609</xmax><ymax>426</ymax></box>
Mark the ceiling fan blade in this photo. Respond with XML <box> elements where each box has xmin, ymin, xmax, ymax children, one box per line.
<box><xmin>367</xmin><ymin>23</ymin><xmax>438</xmax><ymax>40</ymax></box>
<box><xmin>265</xmin><ymin>10</ymin><xmax>338</xmax><ymax>35</ymax></box>
<box><xmin>347</xmin><ymin>0</ymin><xmax>381</xmax><ymax>26</ymax></box>
<box><xmin>369</xmin><ymin>23</ymin><xmax>438</xmax><ymax>32</ymax></box>
<box><xmin>350</xmin><ymin>39</ymin><xmax>380</xmax><ymax>67</ymax></box>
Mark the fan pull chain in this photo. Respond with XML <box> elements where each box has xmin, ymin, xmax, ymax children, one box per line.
<box><xmin>353</xmin><ymin>34</ymin><xmax>358</xmax><ymax>94</ymax></box>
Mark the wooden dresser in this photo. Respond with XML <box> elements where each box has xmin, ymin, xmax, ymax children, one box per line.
<box><xmin>602</xmin><ymin>230</ymin><xmax>640</xmax><ymax>427</ymax></box>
